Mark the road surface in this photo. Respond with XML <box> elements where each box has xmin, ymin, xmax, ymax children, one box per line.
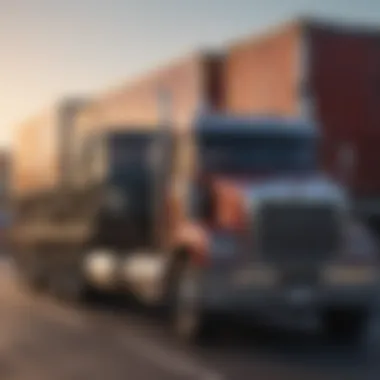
<box><xmin>0</xmin><ymin>257</ymin><xmax>379</xmax><ymax>380</ymax></box>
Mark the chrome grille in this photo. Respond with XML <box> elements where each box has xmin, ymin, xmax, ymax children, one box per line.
<box><xmin>258</xmin><ymin>203</ymin><xmax>341</xmax><ymax>262</ymax></box>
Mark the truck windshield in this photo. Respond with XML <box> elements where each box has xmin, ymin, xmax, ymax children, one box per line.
<box><xmin>198</xmin><ymin>130</ymin><xmax>317</xmax><ymax>175</ymax></box>
<box><xmin>108</xmin><ymin>134</ymin><xmax>155</xmax><ymax>177</ymax></box>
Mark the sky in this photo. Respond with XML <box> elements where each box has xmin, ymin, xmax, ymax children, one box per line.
<box><xmin>1</xmin><ymin>0</ymin><xmax>380</xmax><ymax>147</ymax></box>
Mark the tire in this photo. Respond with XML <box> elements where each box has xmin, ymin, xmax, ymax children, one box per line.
<box><xmin>169</xmin><ymin>260</ymin><xmax>213</xmax><ymax>345</ymax></box>
<box><xmin>323</xmin><ymin>309</ymin><xmax>368</xmax><ymax>345</ymax></box>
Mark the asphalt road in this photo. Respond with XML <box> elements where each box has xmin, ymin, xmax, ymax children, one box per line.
<box><xmin>0</xmin><ymin>257</ymin><xmax>379</xmax><ymax>380</ymax></box>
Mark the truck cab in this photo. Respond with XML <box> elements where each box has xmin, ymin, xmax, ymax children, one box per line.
<box><xmin>80</xmin><ymin>113</ymin><xmax>379</xmax><ymax>342</ymax></box>
<box><xmin>77</xmin><ymin>130</ymin><xmax>160</xmax><ymax>250</ymax></box>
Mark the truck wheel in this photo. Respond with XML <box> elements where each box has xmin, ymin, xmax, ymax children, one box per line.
<box><xmin>323</xmin><ymin>309</ymin><xmax>368</xmax><ymax>345</ymax></box>
<box><xmin>170</xmin><ymin>261</ymin><xmax>212</xmax><ymax>344</ymax></box>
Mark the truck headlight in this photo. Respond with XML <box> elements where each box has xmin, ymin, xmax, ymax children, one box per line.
<box><xmin>323</xmin><ymin>265</ymin><xmax>378</xmax><ymax>285</ymax></box>
<box><xmin>232</xmin><ymin>265</ymin><xmax>278</xmax><ymax>287</ymax></box>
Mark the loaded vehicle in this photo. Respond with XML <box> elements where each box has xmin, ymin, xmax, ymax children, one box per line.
<box><xmin>10</xmin><ymin>100</ymin><xmax>380</xmax><ymax>342</ymax></box>
<box><xmin>223</xmin><ymin>17</ymin><xmax>380</xmax><ymax>236</ymax></box>
<box><xmin>57</xmin><ymin>16</ymin><xmax>380</xmax><ymax>239</ymax></box>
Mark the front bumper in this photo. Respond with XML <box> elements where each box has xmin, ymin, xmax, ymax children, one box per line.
<box><xmin>200</xmin><ymin>267</ymin><xmax>380</xmax><ymax>323</ymax></box>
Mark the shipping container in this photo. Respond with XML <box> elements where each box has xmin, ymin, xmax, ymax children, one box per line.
<box><xmin>75</xmin><ymin>52</ymin><xmax>224</xmax><ymax>136</ymax></box>
<box><xmin>11</xmin><ymin>98</ymin><xmax>88</xmax><ymax>197</ymax></box>
<box><xmin>14</xmin><ymin>18</ymin><xmax>380</xmax><ymax>221</ymax></box>
<box><xmin>223</xmin><ymin>21</ymin><xmax>300</xmax><ymax>116</ymax></box>
<box><xmin>224</xmin><ymin>17</ymin><xmax>380</xmax><ymax>212</ymax></box>
<box><xmin>71</xmin><ymin>19</ymin><xmax>380</xmax><ymax>208</ymax></box>
<box><xmin>12</xmin><ymin>53</ymin><xmax>223</xmax><ymax>197</ymax></box>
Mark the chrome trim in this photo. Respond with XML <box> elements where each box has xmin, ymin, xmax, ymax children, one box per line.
<box><xmin>253</xmin><ymin>198</ymin><xmax>344</xmax><ymax>263</ymax></box>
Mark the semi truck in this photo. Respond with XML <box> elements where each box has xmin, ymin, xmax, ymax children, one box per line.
<box><xmin>223</xmin><ymin>17</ymin><xmax>380</xmax><ymax>234</ymax></box>
<box><xmin>9</xmin><ymin>97</ymin><xmax>380</xmax><ymax>343</ymax></box>
<box><xmin>9</xmin><ymin>16</ymin><xmax>380</xmax><ymax>343</ymax></box>
<box><xmin>64</xmin><ymin>17</ymin><xmax>380</xmax><ymax>237</ymax></box>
